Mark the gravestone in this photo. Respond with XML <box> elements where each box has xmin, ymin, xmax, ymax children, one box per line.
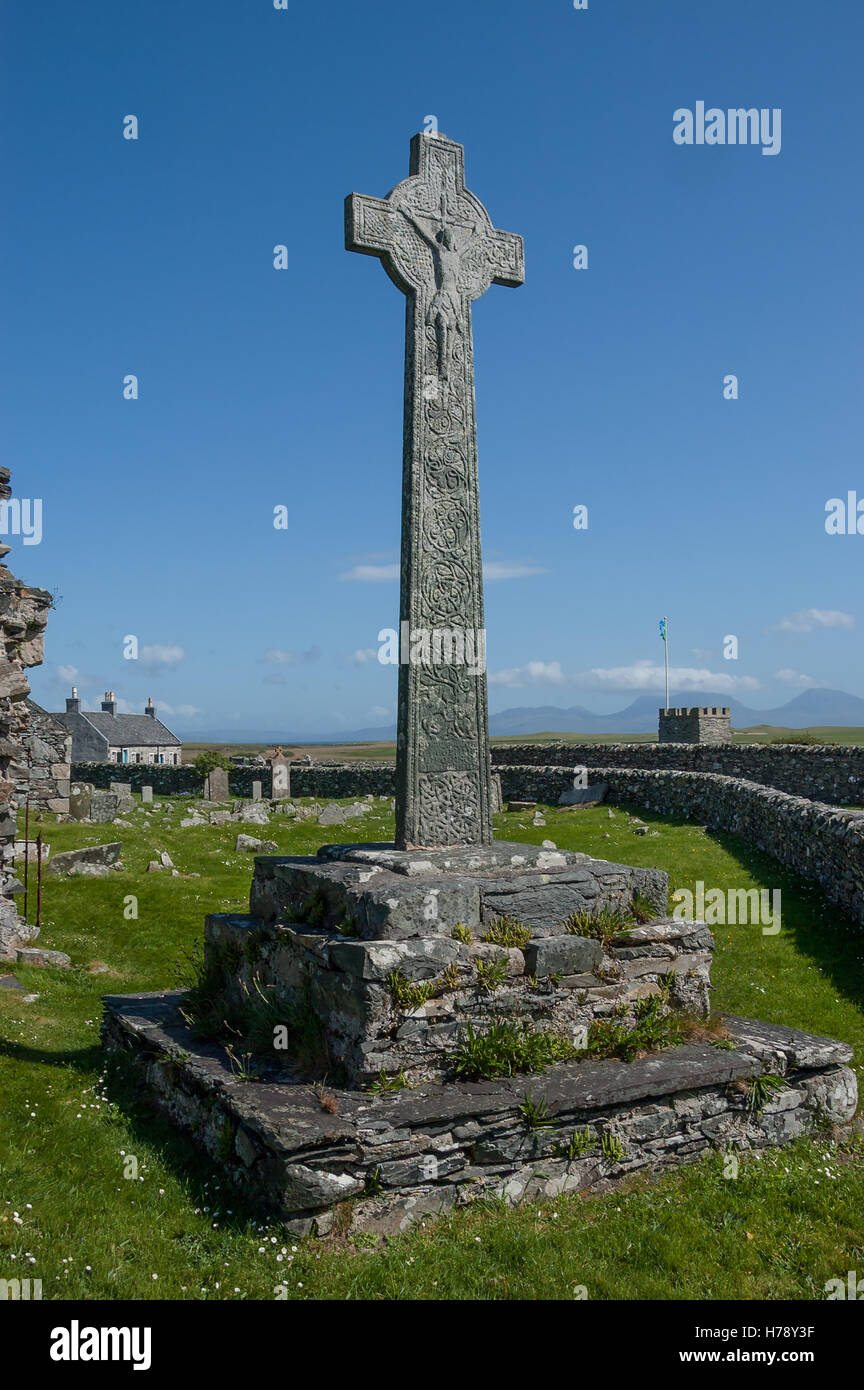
<box><xmin>347</xmin><ymin>132</ymin><xmax>524</xmax><ymax>848</ymax></box>
<box><xmin>270</xmin><ymin>751</ymin><xmax>291</xmax><ymax>800</ymax></box>
<box><xmin>69</xmin><ymin>783</ymin><xmax>93</xmax><ymax>820</ymax></box>
<box><xmin>204</xmin><ymin>767</ymin><xmax>229</xmax><ymax>802</ymax></box>
<box><xmin>252</xmin><ymin>780</ymin><xmax>262</xmax><ymax>802</ymax></box>
<box><xmin>109</xmin><ymin>781</ymin><xmax>134</xmax><ymax>815</ymax></box>
<box><xmin>141</xmin><ymin>785</ymin><xmax>153</xmax><ymax>805</ymax></box>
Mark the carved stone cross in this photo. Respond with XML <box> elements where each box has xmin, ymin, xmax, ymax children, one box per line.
<box><xmin>346</xmin><ymin>133</ymin><xmax>524</xmax><ymax>848</ymax></box>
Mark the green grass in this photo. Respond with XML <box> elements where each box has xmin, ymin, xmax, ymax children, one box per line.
<box><xmin>1</xmin><ymin>793</ymin><xmax>862</xmax><ymax>1300</ymax></box>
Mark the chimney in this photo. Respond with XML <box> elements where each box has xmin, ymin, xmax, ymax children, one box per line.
<box><xmin>66</xmin><ymin>686</ymin><xmax>80</xmax><ymax>714</ymax></box>
<box><xmin>145</xmin><ymin>697</ymin><xmax>156</xmax><ymax>719</ymax></box>
<box><xmin>101</xmin><ymin>690</ymin><xmax>117</xmax><ymax>716</ymax></box>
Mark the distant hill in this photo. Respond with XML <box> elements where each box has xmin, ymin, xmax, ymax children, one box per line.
<box><xmin>487</xmin><ymin>689</ymin><xmax>864</xmax><ymax>737</ymax></box>
<box><xmin>181</xmin><ymin>688</ymin><xmax>864</xmax><ymax>743</ymax></box>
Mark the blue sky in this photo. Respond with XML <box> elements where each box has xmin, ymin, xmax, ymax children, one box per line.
<box><xmin>2</xmin><ymin>0</ymin><xmax>861</xmax><ymax>736</ymax></box>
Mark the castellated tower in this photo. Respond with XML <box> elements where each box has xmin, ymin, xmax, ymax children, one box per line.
<box><xmin>658</xmin><ymin>706</ymin><xmax>732</xmax><ymax>744</ymax></box>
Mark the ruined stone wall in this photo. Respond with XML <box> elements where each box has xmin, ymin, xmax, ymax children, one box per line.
<box><xmin>11</xmin><ymin>701</ymin><xmax>71</xmax><ymax>816</ymax></box>
<box><xmin>0</xmin><ymin>469</ymin><xmax>53</xmax><ymax>956</ymax></box>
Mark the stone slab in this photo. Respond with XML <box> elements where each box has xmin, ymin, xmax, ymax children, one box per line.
<box><xmin>102</xmin><ymin>990</ymin><xmax>857</xmax><ymax>1231</ymax></box>
<box><xmin>251</xmin><ymin>844</ymin><xmax>668</xmax><ymax>941</ymax></box>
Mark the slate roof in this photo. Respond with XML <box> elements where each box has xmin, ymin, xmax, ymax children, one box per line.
<box><xmin>79</xmin><ymin>712</ymin><xmax>181</xmax><ymax>747</ymax></box>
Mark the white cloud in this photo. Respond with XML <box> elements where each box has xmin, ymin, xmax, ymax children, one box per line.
<box><xmin>261</xmin><ymin>647</ymin><xmax>320</xmax><ymax>666</ymax></box>
<box><xmin>773</xmin><ymin>669</ymin><xmax>821</xmax><ymax>688</ymax></box>
<box><xmin>489</xmin><ymin>661</ymin><xmax>567</xmax><ymax>688</ymax></box>
<box><xmin>776</xmin><ymin>608</ymin><xmax>855</xmax><ymax>633</ymax></box>
<box><xmin>483</xmin><ymin>562</ymin><xmax>547</xmax><ymax>581</ymax></box>
<box><xmin>56</xmin><ymin>663</ymin><xmax>80</xmax><ymax>684</ymax></box>
<box><xmin>488</xmin><ymin>657</ymin><xmax>760</xmax><ymax>694</ymax></box>
<box><xmin>339</xmin><ymin>564</ymin><xmax>399</xmax><ymax>582</ymax></box>
<box><xmin>139</xmin><ymin>643</ymin><xmax>186</xmax><ymax>670</ymax></box>
<box><xmin>348</xmin><ymin>648</ymin><xmax>379</xmax><ymax>665</ymax></box>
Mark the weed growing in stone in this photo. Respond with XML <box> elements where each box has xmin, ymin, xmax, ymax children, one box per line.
<box><xmin>448</xmin><ymin>1022</ymin><xmax>576</xmax><ymax>1080</ymax></box>
<box><xmin>451</xmin><ymin>923</ymin><xmax>472</xmax><ymax>945</ymax></box>
<box><xmin>517</xmin><ymin>1093</ymin><xmax>553</xmax><ymax>1130</ymax></box>
<box><xmin>385</xmin><ymin>970</ymin><xmax>434</xmax><ymax>1011</ymax></box>
<box><xmin>366</xmin><ymin>1068</ymin><xmax>409</xmax><ymax>1094</ymax></box>
<box><xmin>745</xmin><ymin>1073</ymin><xmax>787</xmax><ymax>1113</ymax></box>
<box><xmin>475</xmin><ymin>958</ymin><xmax>509</xmax><ymax>992</ymax></box>
<box><xmin>601</xmin><ymin>1132</ymin><xmax>627</xmax><ymax>1163</ymax></box>
<box><xmin>482</xmin><ymin>916</ymin><xmax>532</xmax><ymax>949</ymax></box>
<box><xmin>565</xmin><ymin>905</ymin><xmax>634</xmax><ymax>944</ymax></box>
<box><xmin>555</xmin><ymin>1125</ymin><xmax>597</xmax><ymax>1159</ymax></box>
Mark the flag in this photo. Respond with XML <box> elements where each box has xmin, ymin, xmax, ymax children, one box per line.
<box><xmin>659</xmin><ymin>618</ymin><xmax>667</xmax><ymax>642</ymax></box>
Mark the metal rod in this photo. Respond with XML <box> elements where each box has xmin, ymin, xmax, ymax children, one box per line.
<box><xmin>23</xmin><ymin>749</ymin><xmax>31</xmax><ymax>922</ymax></box>
<box><xmin>36</xmin><ymin>830</ymin><xmax>43</xmax><ymax>930</ymax></box>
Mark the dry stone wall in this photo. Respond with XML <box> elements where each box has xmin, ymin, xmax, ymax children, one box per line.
<box><xmin>492</xmin><ymin>742</ymin><xmax>864</xmax><ymax>807</ymax></box>
<box><xmin>496</xmin><ymin>764</ymin><xmax>864</xmax><ymax>927</ymax></box>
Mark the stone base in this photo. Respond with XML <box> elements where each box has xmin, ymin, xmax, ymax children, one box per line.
<box><xmin>102</xmin><ymin>993</ymin><xmax>857</xmax><ymax>1237</ymax></box>
<box><xmin>204</xmin><ymin>910</ymin><xmax>714</xmax><ymax>1086</ymax></box>
<box><xmin>249</xmin><ymin>841</ymin><xmax>669</xmax><ymax>940</ymax></box>
<box><xmin>200</xmin><ymin>841</ymin><xmax>680</xmax><ymax>1086</ymax></box>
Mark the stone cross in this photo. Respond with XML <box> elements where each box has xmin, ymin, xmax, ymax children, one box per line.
<box><xmin>346</xmin><ymin>133</ymin><xmax>524</xmax><ymax>848</ymax></box>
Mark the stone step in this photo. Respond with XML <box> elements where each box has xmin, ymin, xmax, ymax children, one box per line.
<box><xmin>101</xmin><ymin>990</ymin><xmax>857</xmax><ymax>1236</ymax></box>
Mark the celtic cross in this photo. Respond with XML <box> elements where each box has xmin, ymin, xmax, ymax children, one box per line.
<box><xmin>346</xmin><ymin>133</ymin><xmax>524</xmax><ymax>847</ymax></box>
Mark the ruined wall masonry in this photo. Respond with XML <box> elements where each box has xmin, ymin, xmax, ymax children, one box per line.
<box><xmin>491</xmin><ymin>742</ymin><xmax>864</xmax><ymax>807</ymax></box>
<box><xmin>12</xmin><ymin>701</ymin><xmax>72</xmax><ymax>815</ymax></box>
<box><xmin>0</xmin><ymin>469</ymin><xmax>54</xmax><ymax>957</ymax></box>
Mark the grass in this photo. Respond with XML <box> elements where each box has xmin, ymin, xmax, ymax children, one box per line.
<box><xmin>0</xmin><ymin>792</ymin><xmax>862</xmax><ymax>1300</ymax></box>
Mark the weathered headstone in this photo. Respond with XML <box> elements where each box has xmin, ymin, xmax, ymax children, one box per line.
<box><xmin>205</xmin><ymin>767</ymin><xmax>229</xmax><ymax>802</ymax></box>
<box><xmin>141</xmin><ymin>785</ymin><xmax>153</xmax><ymax>805</ymax></box>
<box><xmin>252</xmin><ymin>780</ymin><xmax>262</xmax><ymax>802</ymax></box>
<box><xmin>110</xmin><ymin>781</ymin><xmax>134</xmax><ymax>814</ymax></box>
<box><xmin>69</xmin><ymin>783</ymin><xmax>93</xmax><ymax>820</ymax></box>
<box><xmin>347</xmin><ymin>133</ymin><xmax>523</xmax><ymax>848</ymax></box>
<box><xmin>270</xmin><ymin>751</ymin><xmax>291</xmax><ymax>800</ymax></box>
<box><xmin>90</xmin><ymin>790</ymin><xmax>120</xmax><ymax>823</ymax></box>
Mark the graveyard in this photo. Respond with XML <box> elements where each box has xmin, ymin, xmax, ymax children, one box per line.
<box><xmin>3</xmin><ymin>3</ymin><xmax>862</xmax><ymax>1329</ymax></box>
<box><xmin>1</xmin><ymin>788</ymin><xmax>863</xmax><ymax>1298</ymax></box>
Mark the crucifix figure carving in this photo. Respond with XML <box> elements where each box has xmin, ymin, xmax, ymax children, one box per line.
<box><xmin>346</xmin><ymin>133</ymin><xmax>524</xmax><ymax>848</ymax></box>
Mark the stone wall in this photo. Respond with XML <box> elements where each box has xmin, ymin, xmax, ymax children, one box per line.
<box><xmin>497</xmin><ymin>763</ymin><xmax>864</xmax><ymax>927</ymax></box>
<box><xmin>72</xmin><ymin>761</ymin><xmax>398</xmax><ymax>799</ymax></box>
<box><xmin>491</xmin><ymin>742</ymin><xmax>864</xmax><ymax>806</ymax></box>
<box><xmin>11</xmin><ymin>701</ymin><xmax>71</xmax><ymax>815</ymax></box>
<box><xmin>0</xmin><ymin>469</ymin><xmax>53</xmax><ymax>958</ymax></box>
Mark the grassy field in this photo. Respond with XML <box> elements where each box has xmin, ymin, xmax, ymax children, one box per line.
<box><xmin>181</xmin><ymin>727</ymin><xmax>864</xmax><ymax>764</ymax></box>
<box><xmin>1</xmin><ymin>795</ymin><xmax>862</xmax><ymax>1301</ymax></box>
